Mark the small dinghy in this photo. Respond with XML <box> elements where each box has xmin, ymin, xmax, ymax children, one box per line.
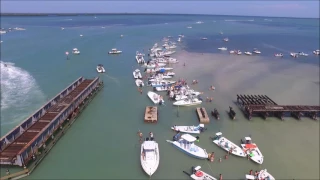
<box><xmin>147</xmin><ymin>91</ymin><xmax>164</xmax><ymax>105</ymax></box>
<box><xmin>166</xmin><ymin>133</ymin><xmax>208</xmax><ymax>159</ymax></box>
<box><xmin>240</xmin><ymin>137</ymin><xmax>264</xmax><ymax>164</ymax></box>
<box><xmin>201</xmin><ymin>38</ymin><xmax>207</xmax><ymax>40</ymax></box>
<box><xmin>183</xmin><ymin>166</ymin><xmax>217</xmax><ymax>180</ymax></box>
<box><xmin>96</xmin><ymin>64</ymin><xmax>105</xmax><ymax>73</ymax></box>
<box><xmin>173</xmin><ymin>98</ymin><xmax>202</xmax><ymax>106</ymax></box>
<box><xmin>135</xmin><ymin>79</ymin><xmax>144</xmax><ymax>87</ymax></box>
<box><xmin>212</xmin><ymin>132</ymin><xmax>246</xmax><ymax>157</ymax></box>
<box><xmin>136</xmin><ymin>54</ymin><xmax>145</xmax><ymax>64</ymax></box>
<box><xmin>245</xmin><ymin>174</ymin><xmax>255</xmax><ymax>180</ymax></box>
<box><xmin>211</xmin><ymin>108</ymin><xmax>220</xmax><ymax>120</ymax></box>
<box><xmin>140</xmin><ymin>137</ymin><xmax>159</xmax><ymax>177</ymax></box>
<box><xmin>313</xmin><ymin>50</ymin><xmax>320</xmax><ymax>55</ymax></box>
<box><xmin>171</xmin><ymin>124</ymin><xmax>205</xmax><ymax>134</ymax></box>
<box><xmin>133</xmin><ymin>69</ymin><xmax>142</xmax><ymax>79</ymax></box>
<box><xmin>258</xmin><ymin>169</ymin><xmax>275</xmax><ymax>180</ymax></box>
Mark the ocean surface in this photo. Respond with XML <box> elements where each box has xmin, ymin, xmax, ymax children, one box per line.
<box><xmin>0</xmin><ymin>14</ymin><xmax>319</xmax><ymax>179</ymax></box>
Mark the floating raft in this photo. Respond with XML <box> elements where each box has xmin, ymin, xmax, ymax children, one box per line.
<box><xmin>144</xmin><ymin>106</ymin><xmax>158</xmax><ymax>123</ymax></box>
<box><xmin>196</xmin><ymin>107</ymin><xmax>210</xmax><ymax>124</ymax></box>
<box><xmin>236</xmin><ymin>94</ymin><xmax>320</xmax><ymax>120</ymax></box>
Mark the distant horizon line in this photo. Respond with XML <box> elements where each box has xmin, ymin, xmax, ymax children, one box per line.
<box><xmin>0</xmin><ymin>12</ymin><xmax>318</xmax><ymax>19</ymax></box>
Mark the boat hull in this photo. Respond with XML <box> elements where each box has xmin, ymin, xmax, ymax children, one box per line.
<box><xmin>171</xmin><ymin>126</ymin><xmax>200</xmax><ymax>134</ymax></box>
<box><xmin>170</xmin><ymin>141</ymin><xmax>208</xmax><ymax>159</ymax></box>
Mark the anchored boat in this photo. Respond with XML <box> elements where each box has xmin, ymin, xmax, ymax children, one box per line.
<box><xmin>171</xmin><ymin>124</ymin><xmax>206</xmax><ymax>134</ymax></box>
<box><xmin>240</xmin><ymin>137</ymin><xmax>264</xmax><ymax>164</ymax></box>
<box><xmin>140</xmin><ymin>137</ymin><xmax>159</xmax><ymax>177</ymax></box>
<box><xmin>135</xmin><ymin>79</ymin><xmax>144</xmax><ymax>87</ymax></box>
<box><xmin>147</xmin><ymin>91</ymin><xmax>164</xmax><ymax>105</ymax></box>
<box><xmin>212</xmin><ymin>132</ymin><xmax>246</xmax><ymax>157</ymax></box>
<box><xmin>133</xmin><ymin>69</ymin><xmax>142</xmax><ymax>79</ymax></box>
<box><xmin>183</xmin><ymin>166</ymin><xmax>217</xmax><ymax>180</ymax></box>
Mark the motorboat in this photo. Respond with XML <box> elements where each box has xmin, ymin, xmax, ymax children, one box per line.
<box><xmin>136</xmin><ymin>51</ymin><xmax>145</xmax><ymax>64</ymax></box>
<box><xmin>147</xmin><ymin>91</ymin><xmax>164</xmax><ymax>105</ymax></box>
<box><xmin>96</xmin><ymin>64</ymin><xmax>105</xmax><ymax>73</ymax></box>
<box><xmin>274</xmin><ymin>53</ymin><xmax>283</xmax><ymax>57</ymax></box>
<box><xmin>150</xmin><ymin>80</ymin><xmax>176</xmax><ymax>87</ymax></box>
<box><xmin>175</xmin><ymin>90</ymin><xmax>202</xmax><ymax>101</ymax></box>
<box><xmin>236</xmin><ymin>50</ymin><xmax>242</xmax><ymax>55</ymax></box>
<box><xmin>223</xmin><ymin>38</ymin><xmax>229</xmax><ymax>42</ymax></box>
<box><xmin>244</xmin><ymin>51</ymin><xmax>252</xmax><ymax>55</ymax></box>
<box><xmin>178</xmin><ymin>34</ymin><xmax>184</xmax><ymax>37</ymax></box>
<box><xmin>166</xmin><ymin>133</ymin><xmax>208</xmax><ymax>159</ymax></box>
<box><xmin>155</xmin><ymin>86</ymin><xmax>169</xmax><ymax>92</ymax></box>
<box><xmin>72</xmin><ymin>48</ymin><xmax>80</xmax><ymax>55</ymax></box>
<box><xmin>171</xmin><ymin>124</ymin><xmax>205</xmax><ymax>134</ymax></box>
<box><xmin>108</xmin><ymin>48</ymin><xmax>122</xmax><ymax>54</ymax></box>
<box><xmin>173</xmin><ymin>98</ymin><xmax>202</xmax><ymax>106</ymax></box>
<box><xmin>253</xmin><ymin>48</ymin><xmax>261</xmax><ymax>54</ymax></box>
<box><xmin>245</xmin><ymin>174</ymin><xmax>255</xmax><ymax>180</ymax></box>
<box><xmin>196</xmin><ymin>21</ymin><xmax>204</xmax><ymax>24</ymax></box>
<box><xmin>201</xmin><ymin>38</ymin><xmax>207</xmax><ymax>40</ymax></box>
<box><xmin>240</xmin><ymin>137</ymin><xmax>264</xmax><ymax>164</ymax></box>
<box><xmin>298</xmin><ymin>52</ymin><xmax>308</xmax><ymax>56</ymax></box>
<box><xmin>212</xmin><ymin>132</ymin><xmax>246</xmax><ymax>157</ymax></box>
<box><xmin>163</xmin><ymin>50</ymin><xmax>176</xmax><ymax>56</ymax></box>
<box><xmin>218</xmin><ymin>47</ymin><xmax>227</xmax><ymax>51</ymax></box>
<box><xmin>144</xmin><ymin>63</ymin><xmax>166</xmax><ymax>69</ymax></box>
<box><xmin>313</xmin><ymin>49</ymin><xmax>320</xmax><ymax>55</ymax></box>
<box><xmin>165</xmin><ymin>45</ymin><xmax>177</xmax><ymax>49</ymax></box>
<box><xmin>140</xmin><ymin>138</ymin><xmax>159</xmax><ymax>177</ymax></box>
<box><xmin>158</xmin><ymin>67</ymin><xmax>173</xmax><ymax>71</ymax></box>
<box><xmin>258</xmin><ymin>169</ymin><xmax>275</xmax><ymax>180</ymax></box>
<box><xmin>290</xmin><ymin>52</ymin><xmax>298</xmax><ymax>58</ymax></box>
<box><xmin>135</xmin><ymin>79</ymin><xmax>144</xmax><ymax>87</ymax></box>
<box><xmin>184</xmin><ymin>166</ymin><xmax>217</xmax><ymax>180</ymax></box>
<box><xmin>187</xmin><ymin>26</ymin><xmax>192</xmax><ymax>29</ymax></box>
<box><xmin>133</xmin><ymin>69</ymin><xmax>142</xmax><ymax>79</ymax></box>
<box><xmin>177</xmin><ymin>37</ymin><xmax>182</xmax><ymax>42</ymax></box>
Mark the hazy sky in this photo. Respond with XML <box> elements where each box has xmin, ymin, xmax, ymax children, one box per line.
<box><xmin>1</xmin><ymin>1</ymin><xmax>319</xmax><ymax>18</ymax></box>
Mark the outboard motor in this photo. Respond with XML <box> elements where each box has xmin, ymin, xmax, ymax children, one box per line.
<box><xmin>191</xmin><ymin>166</ymin><xmax>196</xmax><ymax>174</ymax></box>
<box><xmin>146</xmin><ymin>137</ymin><xmax>149</xmax><ymax>141</ymax></box>
<box><xmin>173</xmin><ymin>132</ymin><xmax>180</xmax><ymax>141</ymax></box>
<box><xmin>150</xmin><ymin>137</ymin><xmax>154</xmax><ymax>141</ymax></box>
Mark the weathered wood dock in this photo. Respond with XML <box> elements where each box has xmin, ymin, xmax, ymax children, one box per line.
<box><xmin>196</xmin><ymin>107</ymin><xmax>210</xmax><ymax>124</ymax></box>
<box><xmin>144</xmin><ymin>106</ymin><xmax>158</xmax><ymax>123</ymax></box>
<box><xmin>236</xmin><ymin>94</ymin><xmax>320</xmax><ymax>120</ymax></box>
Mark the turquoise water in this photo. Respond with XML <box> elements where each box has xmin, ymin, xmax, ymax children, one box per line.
<box><xmin>1</xmin><ymin>15</ymin><xmax>319</xmax><ymax>179</ymax></box>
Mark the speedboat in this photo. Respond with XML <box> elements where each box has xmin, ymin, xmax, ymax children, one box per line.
<box><xmin>313</xmin><ymin>49</ymin><xmax>320</xmax><ymax>55</ymax></box>
<box><xmin>253</xmin><ymin>48</ymin><xmax>261</xmax><ymax>54</ymax></box>
<box><xmin>166</xmin><ymin>58</ymin><xmax>179</xmax><ymax>64</ymax></box>
<box><xmin>212</xmin><ymin>132</ymin><xmax>246</xmax><ymax>157</ymax></box>
<box><xmin>240</xmin><ymin>137</ymin><xmax>264</xmax><ymax>164</ymax></box>
<box><xmin>201</xmin><ymin>38</ymin><xmax>207</xmax><ymax>40</ymax></box>
<box><xmin>258</xmin><ymin>169</ymin><xmax>275</xmax><ymax>180</ymax></box>
<box><xmin>133</xmin><ymin>69</ymin><xmax>142</xmax><ymax>79</ymax></box>
<box><xmin>244</xmin><ymin>51</ymin><xmax>252</xmax><ymax>55</ymax></box>
<box><xmin>140</xmin><ymin>137</ymin><xmax>159</xmax><ymax>177</ymax></box>
<box><xmin>108</xmin><ymin>48</ymin><xmax>122</xmax><ymax>54</ymax></box>
<box><xmin>72</xmin><ymin>48</ymin><xmax>80</xmax><ymax>55</ymax></box>
<box><xmin>166</xmin><ymin>133</ymin><xmax>208</xmax><ymax>159</ymax></box>
<box><xmin>290</xmin><ymin>52</ymin><xmax>298</xmax><ymax>58</ymax></box>
<box><xmin>136</xmin><ymin>51</ymin><xmax>145</xmax><ymax>64</ymax></box>
<box><xmin>147</xmin><ymin>91</ymin><xmax>164</xmax><ymax>105</ymax></box>
<box><xmin>163</xmin><ymin>50</ymin><xmax>176</xmax><ymax>56</ymax></box>
<box><xmin>298</xmin><ymin>52</ymin><xmax>308</xmax><ymax>56</ymax></box>
<box><xmin>165</xmin><ymin>72</ymin><xmax>175</xmax><ymax>76</ymax></box>
<box><xmin>173</xmin><ymin>98</ymin><xmax>202</xmax><ymax>106</ymax></box>
<box><xmin>144</xmin><ymin>63</ymin><xmax>166</xmax><ymax>69</ymax></box>
<box><xmin>236</xmin><ymin>50</ymin><xmax>242</xmax><ymax>55</ymax></box>
<box><xmin>155</xmin><ymin>86</ymin><xmax>169</xmax><ymax>91</ymax></box>
<box><xmin>135</xmin><ymin>79</ymin><xmax>144</xmax><ymax>87</ymax></box>
<box><xmin>171</xmin><ymin>124</ymin><xmax>205</xmax><ymax>134</ymax></box>
<box><xmin>223</xmin><ymin>38</ymin><xmax>229</xmax><ymax>42</ymax></box>
<box><xmin>274</xmin><ymin>53</ymin><xmax>283</xmax><ymax>57</ymax></box>
<box><xmin>185</xmin><ymin>166</ymin><xmax>217</xmax><ymax>180</ymax></box>
<box><xmin>150</xmin><ymin>80</ymin><xmax>176</xmax><ymax>87</ymax></box>
<box><xmin>96</xmin><ymin>64</ymin><xmax>105</xmax><ymax>73</ymax></box>
<box><xmin>218</xmin><ymin>47</ymin><xmax>227</xmax><ymax>51</ymax></box>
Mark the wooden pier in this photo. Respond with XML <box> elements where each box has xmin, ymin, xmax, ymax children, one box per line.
<box><xmin>196</xmin><ymin>107</ymin><xmax>210</xmax><ymax>124</ymax></box>
<box><xmin>236</xmin><ymin>94</ymin><xmax>320</xmax><ymax>120</ymax></box>
<box><xmin>144</xmin><ymin>106</ymin><xmax>158</xmax><ymax>123</ymax></box>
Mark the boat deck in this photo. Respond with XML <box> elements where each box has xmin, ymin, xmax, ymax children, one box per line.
<box><xmin>0</xmin><ymin>79</ymin><xmax>94</xmax><ymax>163</ymax></box>
<box><xmin>196</xmin><ymin>107</ymin><xmax>210</xmax><ymax>124</ymax></box>
<box><xmin>144</xmin><ymin>106</ymin><xmax>158</xmax><ymax>123</ymax></box>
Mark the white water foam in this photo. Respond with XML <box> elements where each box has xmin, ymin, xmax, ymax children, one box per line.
<box><xmin>0</xmin><ymin>61</ymin><xmax>45</xmax><ymax>125</ymax></box>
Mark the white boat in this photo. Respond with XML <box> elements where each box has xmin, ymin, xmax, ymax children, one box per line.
<box><xmin>173</xmin><ymin>98</ymin><xmax>202</xmax><ymax>106</ymax></box>
<box><xmin>253</xmin><ymin>48</ymin><xmax>261</xmax><ymax>54</ymax></box>
<box><xmin>313</xmin><ymin>50</ymin><xmax>320</xmax><ymax>55</ymax></box>
<box><xmin>72</xmin><ymin>48</ymin><xmax>80</xmax><ymax>55</ymax></box>
<box><xmin>144</xmin><ymin>63</ymin><xmax>166</xmax><ymax>69</ymax></box>
<box><xmin>165</xmin><ymin>45</ymin><xmax>177</xmax><ymax>49</ymax></box>
<box><xmin>196</xmin><ymin>21</ymin><xmax>204</xmax><ymax>24</ymax></box>
<box><xmin>155</xmin><ymin>86</ymin><xmax>169</xmax><ymax>91</ymax></box>
<box><xmin>150</xmin><ymin>80</ymin><xmax>176</xmax><ymax>87</ymax></box>
<box><xmin>245</xmin><ymin>174</ymin><xmax>255</xmax><ymax>180</ymax></box>
<box><xmin>133</xmin><ymin>69</ymin><xmax>142</xmax><ymax>79</ymax></box>
<box><xmin>136</xmin><ymin>55</ymin><xmax>145</xmax><ymax>64</ymax></box>
<box><xmin>188</xmin><ymin>166</ymin><xmax>217</xmax><ymax>180</ymax></box>
<box><xmin>108</xmin><ymin>48</ymin><xmax>122</xmax><ymax>54</ymax></box>
<box><xmin>147</xmin><ymin>91</ymin><xmax>164</xmax><ymax>105</ymax></box>
<box><xmin>229</xmin><ymin>50</ymin><xmax>236</xmax><ymax>54</ymax></box>
<box><xmin>166</xmin><ymin>72</ymin><xmax>175</xmax><ymax>76</ymax></box>
<box><xmin>212</xmin><ymin>132</ymin><xmax>246</xmax><ymax>157</ymax></box>
<box><xmin>201</xmin><ymin>38</ymin><xmax>207</xmax><ymax>40</ymax></box>
<box><xmin>223</xmin><ymin>38</ymin><xmax>229</xmax><ymax>42</ymax></box>
<box><xmin>244</xmin><ymin>51</ymin><xmax>252</xmax><ymax>55</ymax></box>
<box><xmin>140</xmin><ymin>138</ymin><xmax>159</xmax><ymax>177</ymax></box>
<box><xmin>171</xmin><ymin>124</ymin><xmax>205</xmax><ymax>134</ymax></box>
<box><xmin>175</xmin><ymin>90</ymin><xmax>202</xmax><ymax>101</ymax></box>
<box><xmin>274</xmin><ymin>53</ymin><xmax>283</xmax><ymax>57</ymax></box>
<box><xmin>80</xmin><ymin>34</ymin><xmax>83</xmax><ymax>37</ymax></box>
<box><xmin>177</xmin><ymin>37</ymin><xmax>182</xmax><ymax>42</ymax></box>
<box><xmin>135</xmin><ymin>79</ymin><xmax>144</xmax><ymax>87</ymax></box>
<box><xmin>187</xmin><ymin>26</ymin><xmax>192</xmax><ymax>29</ymax></box>
<box><xmin>298</xmin><ymin>52</ymin><xmax>308</xmax><ymax>56</ymax></box>
<box><xmin>236</xmin><ymin>50</ymin><xmax>242</xmax><ymax>55</ymax></box>
<box><xmin>166</xmin><ymin>133</ymin><xmax>208</xmax><ymax>159</ymax></box>
<box><xmin>218</xmin><ymin>47</ymin><xmax>227</xmax><ymax>51</ymax></box>
<box><xmin>290</xmin><ymin>52</ymin><xmax>298</xmax><ymax>58</ymax></box>
<box><xmin>258</xmin><ymin>169</ymin><xmax>275</xmax><ymax>180</ymax></box>
<box><xmin>96</xmin><ymin>64</ymin><xmax>105</xmax><ymax>73</ymax></box>
<box><xmin>240</xmin><ymin>137</ymin><xmax>264</xmax><ymax>164</ymax></box>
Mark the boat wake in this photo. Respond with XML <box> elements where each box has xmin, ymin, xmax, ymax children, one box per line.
<box><xmin>0</xmin><ymin>61</ymin><xmax>45</xmax><ymax>125</ymax></box>
<box><xmin>103</xmin><ymin>74</ymin><xmax>120</xmax><ymax>85</ymax></box>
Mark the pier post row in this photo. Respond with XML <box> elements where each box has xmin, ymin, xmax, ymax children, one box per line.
<box><xmin>0</xmin><ymin>76</ymin><xmax>103</xmax><ymax>167</ymax></box>
<box><xmin>236</xmin><ymin>94</ymin><xmax>320</xmax><ymax>120</ymax></box>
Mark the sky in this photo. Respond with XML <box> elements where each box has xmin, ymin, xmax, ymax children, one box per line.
<box><xmin>1</xmin><ymin>1</ymin><xmax>319</xmax><ymax>18</ymax></box>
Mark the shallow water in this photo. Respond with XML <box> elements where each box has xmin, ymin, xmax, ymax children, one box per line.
<box><xmin>0</xmin><ymin>15</ymin><xmax>319</xmax><ymax>179</ymax></box>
